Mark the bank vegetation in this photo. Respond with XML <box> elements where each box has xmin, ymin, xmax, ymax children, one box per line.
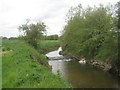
<box><xmin>61</xmin><ymin>2</ymin><xmax>119</xmax><ymax>76</ymax></box>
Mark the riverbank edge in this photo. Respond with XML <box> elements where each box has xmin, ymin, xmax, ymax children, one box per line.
<box><xmin>40</xmin><ymin>45</ymin><xmax>60</xmax><ymax>70</ymax></box>
<box><xmin>2</xmin><ymin>40</ymin><xmax>71</xmax><ymax>88</ymax></box>
<box><xmin>59</xmin><ymin>51</ymin><xmax>120</xmax><ymax>77</ymax></box>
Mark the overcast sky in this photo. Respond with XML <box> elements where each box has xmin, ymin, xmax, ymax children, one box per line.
<box><xmin>0</xmin><ymin>0</ymin><xmax>119</xmax><ymax>37</ymax></box>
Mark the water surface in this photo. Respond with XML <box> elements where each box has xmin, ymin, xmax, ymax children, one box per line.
<box><xmin>46</xmin><ymin>47</ymin><xmax>120</xmax><ymax>88</ymax></box>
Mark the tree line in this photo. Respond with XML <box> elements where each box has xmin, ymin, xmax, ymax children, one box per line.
<box><xmin>61</xmin><ymin>3</ymin><xmax>119</xmax><ymax>69</ymax></box>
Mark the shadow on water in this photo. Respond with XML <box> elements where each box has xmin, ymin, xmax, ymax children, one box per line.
<box><xmin>46</xmin><ymin>47</ymin><xmax>120</xmax><ymax>88</ymax></box>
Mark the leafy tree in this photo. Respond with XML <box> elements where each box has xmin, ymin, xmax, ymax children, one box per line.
<box><xmin>116</xmin><ymin>1</ymin><xmax>120</xmax><ymax>69</ymax></box>
<box><xmin>116</xmin><ymin>1</ymin><xmax>120</xmax><ymax>29</ymax></box>
<box><xmin>19</xmin><ymin>19</ymin><xmax>46</xmax><ymax>48</ymax></box>
<box><xmin>61</xmin><ymin>3</ymin><xmax>118</xmax><ymax>63</ymax></box>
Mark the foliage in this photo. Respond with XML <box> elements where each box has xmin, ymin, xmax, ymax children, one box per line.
<box><xmin>8</xmin><ymin>37</ymin><xmax>18</xmax><ymax>40</ymax></box>
<box><xmin>2</xmin><ymin>40</ymin><xmax>70</xmax><ymax>88</ymax></box>
<box><xmin>43</xmin><ymin>35</ymin><xmax>59</xmax><ymax>40</ymax></box>
<box><xmin>116</xmin><ymin>1</ymin><xmax>120</xmax><ymax>29</ymax></box>
<box><xmin>61</xmin><ymin>3</ymin><xmax>118</xmax><ymax>66</ymax></box>
<box><xmin>2</xmin><ymin>37</ymin><xmax>8</xmax><ymax>39</ymax></box>
<box><xmin>18</xmin><ymin>19</ymin><xmax>46</xmax><ymax>48</ymax></box>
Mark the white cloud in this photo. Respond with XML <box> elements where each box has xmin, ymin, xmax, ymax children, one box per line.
<box><xmin>0</xmin><ymin>0</ymin><xmax>119</xmax><ymax>37</ymax></box>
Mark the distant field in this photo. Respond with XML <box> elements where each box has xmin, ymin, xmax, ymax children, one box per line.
<box><xmin>38</xmin><ymin>40</ymin><xmax>60</xmax><ymax>53</ymax></box>
<box><xmin>39</xmin><ymin>40</ymin><xmax>60</xmax><ymax>49</ymax></box>
<box><xmin>2</xmin><ymin>40</ymin><xmax>70</xmax><ymax>88</ymax></box>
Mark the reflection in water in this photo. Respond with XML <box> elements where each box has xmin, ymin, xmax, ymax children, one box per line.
<box><xmin>46</xmin><ymin>47</ymin><xmax>120</xmax><ymax>88</ymax></box>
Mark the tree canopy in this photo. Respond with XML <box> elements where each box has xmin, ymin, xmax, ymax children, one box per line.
<box><xmin>61</xmin><ymin>3</ymin><xmax>118</xmax><ymax>67</ymax></box>
<box><xmin>18</xmin><ymin>19</ymin><xmax>46</xmax><ymax>48</ymax></box>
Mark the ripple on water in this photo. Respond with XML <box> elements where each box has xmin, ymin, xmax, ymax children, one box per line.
<box><xmin>46</xmin><ymin>47</ymin><xmax>120</xmax><ymax>88</ymax></box>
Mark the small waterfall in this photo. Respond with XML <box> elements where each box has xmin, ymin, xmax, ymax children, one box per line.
<box><xmin>46</xmin><ymin>47</ymin><xmax>71</xmax><ymax>61</ymax></box>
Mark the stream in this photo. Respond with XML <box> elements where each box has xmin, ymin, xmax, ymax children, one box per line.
<box><xmin>46</xmin><ymin>47</ymin><xmax>120</xmax><ymax>88</ymax></box>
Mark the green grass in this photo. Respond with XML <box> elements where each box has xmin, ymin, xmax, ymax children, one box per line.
<box><xmin>39</xmin><ymin>40</ymin><xmax>60</xmax><ymax>49</ymax></box>
<box><xmin>2</xmin><ymin>40</ymin><xmax>71</xmax><ymax>88</ymax></box>
<box><xmin>38</xmin><ymin>40</ymin><xmax>60</xmax><ymax>54</ymax></box>
<box><xmin>0</xmin><ymin>55</ymin><xmax>1</xmax><ymax>90</ymax></box>
<box><xmin>0</xmin><ymin>38</ymin><xmax>2</xmax><ymax>90</ymax></box>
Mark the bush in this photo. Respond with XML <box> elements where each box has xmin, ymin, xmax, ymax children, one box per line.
<box><xmin>18</xmin><ymin>19</ymin><xmax>46</xmax><ymax>48</ymax></box>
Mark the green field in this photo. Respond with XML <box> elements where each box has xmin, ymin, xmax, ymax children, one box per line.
<box><xmin>2</xmin><ymin>40</ymin><xmax>70</xmax><ymax>88</ymax></box>
<box><xmin>38</xmin><ymin>40</ymin><xmax>60</xmax><ymax>54</ymax></box>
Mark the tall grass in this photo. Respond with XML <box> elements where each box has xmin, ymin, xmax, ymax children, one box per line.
<box><xmin>0</xmin><ymin>37</ymin><xmax>2</xmax><ymax>89</ymax></box>
<box><xmin>2</xmin><ymin>40</ymin><xmax>70</xmax><ymax>88</ymax></box>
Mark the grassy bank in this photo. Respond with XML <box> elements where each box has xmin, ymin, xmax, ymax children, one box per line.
<box><xmin>2</xmin><ymin>40</ymin><xmax>70</xmax><ymax>88</ymax></box>
<box><xmin>0</xmin><ymin>38</ymin><xmax>2</xmax><ymax>89</ymax></box>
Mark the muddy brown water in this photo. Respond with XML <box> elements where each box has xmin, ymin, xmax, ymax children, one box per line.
<box><xmin>46</xmin><ymin>47</ymin><xmax>120</xmax><ymax>88</ymax></box>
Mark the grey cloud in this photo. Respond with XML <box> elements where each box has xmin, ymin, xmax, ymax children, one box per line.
<box><xmin>0</xmin><ymin>0</ymin><xmax>118</xmax><ymax>37</ymax></box>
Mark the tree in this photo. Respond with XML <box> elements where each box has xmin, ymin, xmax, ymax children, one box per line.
<box><xmin>18</xmin><ymin>19</ymin><xmax>46</xmax><ymax>48</ymax></box>
<box><xmin>61</xmin><ymin>3</ymin><xmax>118</xmax><ymax>62</ymax></box>
<box><xmin>116</xmin><ymin>1</ymin><xmax>120</xmax><ymax>29</ymax></box>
